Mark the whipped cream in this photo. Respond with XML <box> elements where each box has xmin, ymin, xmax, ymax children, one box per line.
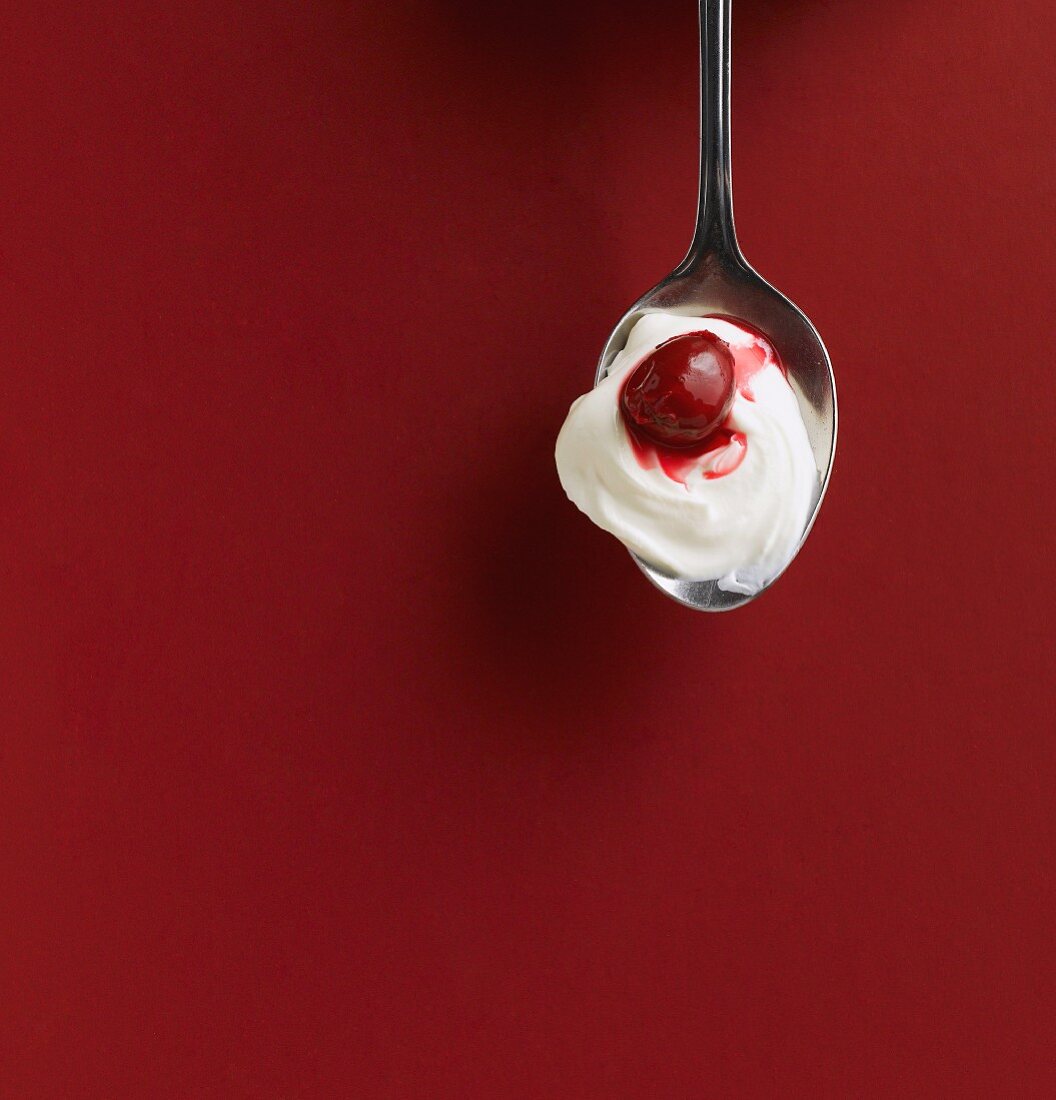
<box><xmin>555</xmin><ymin>313</ymin><xmax>818</xmax><ymax>594</ymax></box>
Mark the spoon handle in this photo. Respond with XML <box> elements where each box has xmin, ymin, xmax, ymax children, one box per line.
<box><xmin>688</xmin><ymin>0</ymin><xmax>739</xmax><ymax>262</ymax></box>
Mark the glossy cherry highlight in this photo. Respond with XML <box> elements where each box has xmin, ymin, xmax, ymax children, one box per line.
<box><xmin>620</xmin><ymin>332</ymin><xmax>736</xmax><ymax>449</ymax></box>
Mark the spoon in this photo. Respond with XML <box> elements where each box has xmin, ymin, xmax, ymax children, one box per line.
<box><xmin>595</xmin><ymin>0</ymin><xmax>837</xmax><ymax>612</ymax></box>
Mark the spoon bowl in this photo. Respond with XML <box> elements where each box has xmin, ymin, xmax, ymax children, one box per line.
<box><xmin>592</xmin><ymin>0</ymin><xmax>837</xmax><ymax>612</ymax></box>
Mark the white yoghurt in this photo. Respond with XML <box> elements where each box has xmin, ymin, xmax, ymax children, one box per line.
<box><xmin>555</xmin><ymin>313</ymin><xmax>818</xmax><ymax>594</ymax></box>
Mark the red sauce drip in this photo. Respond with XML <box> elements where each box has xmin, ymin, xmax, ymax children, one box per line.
<box><xmin>710</xmin><ymin>314</ymin><xmax>787</xmax><ymax>401</ymax></box>
<box><xmin>625</xmin><ymin>421</ymin><xmax>747</xmax><ymax>487</ymax></box>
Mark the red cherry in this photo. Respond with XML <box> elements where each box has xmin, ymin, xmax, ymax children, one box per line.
<box><xmin>620</xmin><ymin>331</ymin><xmax>736</xmax><ymax>449</ymax></box>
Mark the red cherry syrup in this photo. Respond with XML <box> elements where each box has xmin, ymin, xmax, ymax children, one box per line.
<box><xmin>619</xmin><ymin>330</ymin><xmax>748</xmax><ymax>485</ymax></box>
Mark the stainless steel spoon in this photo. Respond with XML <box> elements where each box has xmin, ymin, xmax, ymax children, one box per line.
<box><xmin>595</xmin><ymin>0</ymin><xmax>837</xmax><ymax>612</ymax></box>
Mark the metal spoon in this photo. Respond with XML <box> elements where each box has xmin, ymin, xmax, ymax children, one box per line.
<box><xmin>595</xmin><ymin>0</ymin><xmax>837</xmax><ymax>612</ymax></box>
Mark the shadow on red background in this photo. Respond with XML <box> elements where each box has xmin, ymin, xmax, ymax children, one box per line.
<box><xmin>416</xmin><ymin>0</ymin><xmax>839</xmax><ymax>727</ymax></box>
<box><xmin>0</xmin><ymin>0</ymin><xmax>1054</xmax><ymax>1095</ymax></box>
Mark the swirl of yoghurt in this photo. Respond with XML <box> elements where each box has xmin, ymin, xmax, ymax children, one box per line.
<box><xmin>555</xmin><ymin>313</ymin><xmax>819</xmax><ymax>594</ymax></box>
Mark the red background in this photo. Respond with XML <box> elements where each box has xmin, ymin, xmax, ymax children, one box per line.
<box><xmin>2</xmin><ymin>0</ymin><xmax>1054</xmax><ymax>1094</ymax></box>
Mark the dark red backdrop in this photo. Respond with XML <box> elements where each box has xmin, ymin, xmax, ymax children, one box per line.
<box><xmin>1</xmin><ymin>0</ymin><xmax>1053</xmax><ymax>1094</ymax></box>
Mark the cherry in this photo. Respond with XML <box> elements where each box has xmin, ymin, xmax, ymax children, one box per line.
<box><xmin>620</xmin><ymin>331</ymin><xmax>736</xmax><ymax>449</ymax></box>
